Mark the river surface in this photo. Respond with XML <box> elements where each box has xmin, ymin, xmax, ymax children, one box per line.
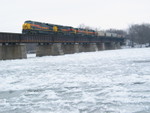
<box><xmin>0</xmin><ymin>48</ymin><xmax>150</xmax><ymax>113</ymax></box>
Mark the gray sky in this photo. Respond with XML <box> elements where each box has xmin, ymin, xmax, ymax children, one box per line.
<box><xmin>0</xmin><ymin>0</ymin><xmax>150</xmax><ymax>33</ymax></box>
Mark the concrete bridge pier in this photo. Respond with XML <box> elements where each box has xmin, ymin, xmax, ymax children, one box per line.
<box><xmin>74</xmin><ymin>43</ymin><xmax>80</xmax><ymax>53</ymax></box>
<box><xmin>80</xmin><ymin>44</ymin><xmax>85</xmax><ymax>52</ymax></box>
<box><xmin>36</xmin><ymin>44</ymin><xmax>52</xmax><ymax>57</ymax></box>
<box><xmin>116</xmin><ymin>42</ymin><xmax>121</xmax><ymax>49</ymax></box>
<box><xmin>110</xmin><ymin>42</ymin><xmax>116</xmax><ymax>50</ymax></box>
<box><xmin>0</xmin><ymin>43</ymin><xmax>27</xmax><ymax>60</ymax></box>
<box><xmin>89</xmin><ymin>43</ymin><xmax>98</xmax><ymax>52</ymax></box>
<box><xmin>52</xmin><ymin>43</ymin><xmax>64</xmax><ymax>55</ymax></box>
<box><xmin>105</xmin><ymin>42</ymin><xmax>115</xmax><ymax>50</ymax></box>
<box><xmin>62</xmin><ymin>43</ymin><xmax>75</xmax><ymax>54</ymax></box>
<box><xmin>75</xmin><ymin>43</ymin><xmax>85</xmax><ymax>53</ymax></box>
<box><xmin>36</xmin><ymin>43</ymin><xmax>64</xmax><ymax>57</ymax></box>
<box><xmin>104</xmin><ymin>43</ymin><xmax>109</xmax><ymax>50</ymax></box>
<box><xmin>97</xmin><ymin>43</ymin><xmax>105</xmax><ymax>51</ymax></box>
<box><xmin>0</xmin><ymin>44</ymin><xmax>2</xmax><ymax>60</ymax></box>
<box><xmin>82</xmin><ymin>44</ymin><xmax>91</xmax><ymax>52</ymax></box>
<box><xmin>74</xmin><ymin>43</ymin><xmax>98</xmax><ymax>53</ymax></box>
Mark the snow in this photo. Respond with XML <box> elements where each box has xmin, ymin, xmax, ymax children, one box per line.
<box><xmin>0</xmin><ymin>48</ymin><xmax>150</xmax><ymax>113</ymax></box>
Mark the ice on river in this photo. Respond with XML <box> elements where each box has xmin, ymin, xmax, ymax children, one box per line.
<box><xmin>0</xmin><ymin>48</ymin><xmax>150</xmax><ymax>113</ymax></box>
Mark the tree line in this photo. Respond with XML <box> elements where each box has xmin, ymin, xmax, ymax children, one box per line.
<box><xmin>127</xmin><ymin>24</ymin><xmax>150</xmax><ymax>47</ymax></box>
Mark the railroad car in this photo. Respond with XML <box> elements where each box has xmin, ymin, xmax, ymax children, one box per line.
<box><xmin>97</xmin><ymin>31</ymin><xmax>105</xmax><ymax>36</ymax></box>
<box><xmin>97</xmin><ymin>31</ymin><xmax>122</xmax><ymax>38</ymax></box>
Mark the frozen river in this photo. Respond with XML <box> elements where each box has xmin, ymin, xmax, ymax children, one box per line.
<box><xmin>0</xmin><ymin>48</ymin><xmax>150</xmax><ymax>113</ymax></box>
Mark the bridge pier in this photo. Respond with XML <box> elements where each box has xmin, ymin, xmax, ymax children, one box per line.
<box><xmin>36</xmin><ymin>43</ymin><xmax>100</xmax><ymax>57</ymax></box>
<box><xmin>74</xmin><ymin>44</ymin><xmax>86</xmax><ymax>53</ymax></box>
<box><xmin>105</xmin><ymin>42</ymin><xmax>115</xmax><ymax>50</ymax></box>
<box><xmin>110</xmin><ymin>42</ymin><xmax>116</xmax><ymax>50</ymax></box>
<box><xmin>36</xmin><ymin>43</ymin><xmax>64</xmax><ymax>57</ymax></box>
<box><xmin>35</xmin><ymin>42</ymin><xmax>121</xmax><ymax>57</ymax></box>
<box><xmin>116</xmin><ymin>42</ymin><xmax>121</xmax><ymax>49</ymax></box>
<box><xmin>81</xmin><ymin>44</ymin><xmax>90</xmax><ymax>52</ymax></box>
<box><xmin>0</xmin><ymin>45</ymin><xmax>2</xmax><ymax>60</ymax></box>
<box><xmin>51</xmin><ymin>43</ymin><xmax>64</xmax><ymax>55</ymax></box>
<box><xmin>97</xmin><ymin>43</ymin><xmax>105</xmax><ymax>50</ymax></box>
<box><xmin>74</xmin><ymin>43</ymin><xmax>80</xmax><ymax>53</ymax></box>
<box><xmin>105</xmin><ymin>43</ymin><xmax>109</xmax><ymax>50</ymax></box>
<box><xmin>74</xmin><ymin>43</ymin><xmax>98</xmax><ymax>53</ymax></box>
<box><xmin>62</xmin><ymin>43</ymin><xmax>75</xmax><ymax>54</ymax></box>
<box><xmin>0</xmin><ymin>44</ymin><xmax>27</xmax><ymax>60</ymax></box>
<box><xmin>62</xmin><ymin>43</ymin><xmax>93</xmax><ymax>54</ymax></box>
<box><xmin>36</xmin><ymin>44</ymin><xmax>52</xmax><ymax>57</ymax></box>
<box><xmin>78</xmin><ymin>44</ymin><xmax>85</xmax><ymax>52</ymax></box>
<box><xmin>89</xmin><ymin>43</ymin><xmax>98</xmax><ymax>51</ymax></box>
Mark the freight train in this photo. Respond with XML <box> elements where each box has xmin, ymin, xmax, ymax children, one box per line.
<box><xmin>22</xmin><ymin>20</ymin><xmax>121</xmax><ymax>37</ymax></box>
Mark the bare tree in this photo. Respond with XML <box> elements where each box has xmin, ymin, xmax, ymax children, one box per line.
<box><xmin>78</xmin><ymin>24</ymin><xmax>100</xmax><ymax>31</ymax></box>
<box><xmin>128</xmin><ymin>24</ymin><xmax>150</xmax><ymax>46</ymax></box>
<box><xmin>106</xmin><ymin>29</ymin><xmax>127</xmax><ymax>36</ymax></box>
<box><xmin>78</xmin><ymin>24</ymin><xmax>92</xmax><ymax>30</ymax></box>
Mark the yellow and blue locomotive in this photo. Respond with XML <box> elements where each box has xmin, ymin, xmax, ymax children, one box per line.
<box><xmin>22</xmin><ymin>20</ymin><xmax>97</xmax><ymax>36</ymax></box>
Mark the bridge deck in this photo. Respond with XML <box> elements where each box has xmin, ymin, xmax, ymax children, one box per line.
<box><xmin>0</xmin><ymin>32</ymin><xmax>124</xmax><ymax>44</ymax></box>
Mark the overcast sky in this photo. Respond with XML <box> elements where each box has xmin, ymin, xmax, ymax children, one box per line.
<box><xmin>0</xmin><ymin>0</ymin><xmax>150</xmax><ymax>33</ymax></box>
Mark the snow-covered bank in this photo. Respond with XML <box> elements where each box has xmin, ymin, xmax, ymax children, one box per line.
<box><xmin>0</xmin><ymin>48</ymin><xmax>150</xmax><ymax>113</ymax></box>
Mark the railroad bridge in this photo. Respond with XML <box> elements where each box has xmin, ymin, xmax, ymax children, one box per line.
<box><xmin>0</xmin><ymin>32</ymin><xmax>125</xmax><ymax>60</ymax></box>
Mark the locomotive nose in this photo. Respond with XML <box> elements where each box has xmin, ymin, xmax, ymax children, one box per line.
<box><xmin>23</xmin><ymin>23</ymin><xmax>31</xmax><ymax>30</ymax></box>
